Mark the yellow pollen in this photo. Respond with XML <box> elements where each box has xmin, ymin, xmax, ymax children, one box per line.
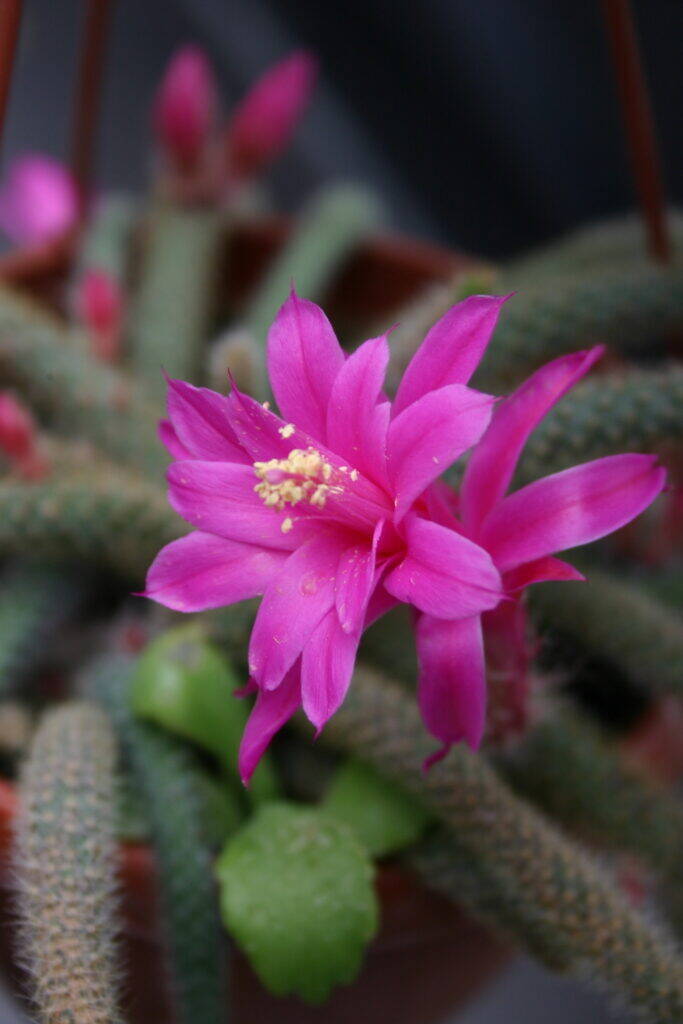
<box><xmin>262</xmin><ymin>401</ymin><xmax>271</xmax><ymax>410</ymax></box>
<box><xmin>350</xmin><ymin>469</ymin><xmax>359</xmax><ymax>481</ymax></box>
<box><xmin>253</xmin><ymin>447</ymin><xmax>341</xmax><ymax>511</ymax></box>
<box><xmin>279</xmin><ymin>423</ymin><xmax>296</xmax><ymax>438</ymax></box>
<box><xmin>281</xmin><ymin>517</ymin><xmax>294</xmax><ymax>534</ymax></box>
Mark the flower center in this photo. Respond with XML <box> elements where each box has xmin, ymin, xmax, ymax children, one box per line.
<box><xmin>253</xmin><ymin>446</ymin><xmax>343</xmax><ymax>515</ymax></box>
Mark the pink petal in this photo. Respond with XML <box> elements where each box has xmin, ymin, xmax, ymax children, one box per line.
<box><xmin>227</xmin><ymin>51</ymin><xmax>318</xmax><ymax>182</ymax></box>
<box><xmin>167</xmin><ymin>377</ymin><xmax>248</xmax><ymax>463</ymax></box>
<box><xmin>364</xmin><ymin>581</ymin><xmax>399</xmax><ymax>627</ymax></box>
<box><xmin>227</xmin><ymin>375</ymin><xmax>321</xmax><ymax>462</ymax></box>
<box><xmin>461</xmin><ymin>347</ymin><xmax>604</xmax><ymax>529</ymax></box>
<box><xmin>387</xmin><ymin>384</ymin><xmax>495</xmax><ymax>522</ymax></box>
<box><xmin>167</xmin><ymin>461</ymin><xmax>309</xmax><ymax>549</ymax></box>
<box><xmin>384</xmin><ymin>515</ymin><xmax>502</xmax><ymax>619</ymax></box>
<box><xmin>393</xmin><ymin>294</ymin><xmax>509</xmax><ymax>416</ymax></box>
<box><xmin>158</xmin><ymin>419</ymin><xmax>191</xmax><ymax>459</ymax></box>
<box><xmin>248</xmin><ymin>532</ymin><xmax>347</xmax><ymax>690</ymax></box>
<box><xmin>239</xmin><ymin>665</ymin><xmax>302</xmax><ymax>785</ymax></box>
<box><xmin>143</xmin><ymin>530</ymin><xmax>287</xmax><ymax>612</ymax></box>
<box><xmin>416</xmin><ymin>614</ymin><xmax>487</xmax><ymax>766</ymax></box>
<box><xmin>335</xmin><ymin>520</ymin><xmax>383</xmax><ymax>633</ymax></box>
<box><xmin>154</xmin><ymin>45</ymin><xmax>216</xmax><ymax>170</ymax></box>
<box><xmin>326</xmin><ymin>334</ymin><xmax>390</xmax><ymax>486</ymax></box>
<box><xmin>482</xmin><ymin>454</ymin><xmax>667</xmax><ymax>572</ymax></box>
<box><xmin>266</xmin><ymin>290</ymin><xmax>345</xmax><ymax>439</ymax></box>
<box><xmin>503</xmin><ymin>556</ymin><xmax>585</xmax><ymax>592</ymax></box>
<box><xmin>301</xmin><ymin>610</ymin><xmax>360</xmax><ymax>731</ymax></box>
<box><xmin>0</xmin><ymin>155</ymin><xmax>78</xmax><ymax>245</ymax></box>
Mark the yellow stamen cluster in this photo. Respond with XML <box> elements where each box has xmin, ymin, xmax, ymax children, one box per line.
<box><xmin>253</xmin><ymin>447</ymin><xmax>341</xmax><ymax>530</ymax></box>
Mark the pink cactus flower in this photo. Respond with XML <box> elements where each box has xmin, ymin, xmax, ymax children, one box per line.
<box><xmin>226</xmin><ymin>51</ymin><xmax>317</xmax><ymax>183</ymax></box>
<box><xmin>154</xmin><ymin>45</ymin><xmax>217</xmax><ymax>171</ymax></box>
<box><xmin>0</xmin><ymin>156</ymin><xmax>78</xmax><ymax>246</ymax></box>
<box><xmin>76</xmin><ymin>269</ymin><xmax>124</xmax><ymax>363</ymax></box>
<box><xmin>420</xmin><ymin>345</ymin><xmax>666</xmax><ymax>763</ymax></box>
<box><xmin>143</xmin><ymin>293</ymin><xmax>665</xmax><ymax>782</ymax></box>
<box><xmin>0</xmin><ymin>391</ymin><xmax>48</xmax><ymax>479</ymax></box>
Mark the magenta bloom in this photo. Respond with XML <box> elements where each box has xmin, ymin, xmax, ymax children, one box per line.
<box><xmin>76</xmin><ymin>269</ymin><xmax>124</xmax><ymax>363</ymax></box>
<box><xmin>0</xmin><ymin>156</ymin><xmax>78</xmax><ymax>246</ymax></box>
<box><xmin>153</xmin><ymin>45</ymin><xmax>217</xmax><ymax>171</ymax></box>
<box><xmin>226</xmin><ymin>51</ymin><xmax>317</xmax><ymax>183</ymax></box>
<box><xmin>144</xmin><ymin>292</ymin><xmax>665</xmax><ymax>781</ymax></box>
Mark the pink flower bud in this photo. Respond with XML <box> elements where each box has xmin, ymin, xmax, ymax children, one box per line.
<box><xmin>0</xmin><ymin>156</ymin><xmax>78</xmax><ymax>246</ymax></box>
<box><xmin>0</xmin><ymin>392</ymin><xmax>48</xmax><ymax>478</ymax></box>
<box><xmin>154</xmin><ymin>45</ymin><xmax>217</xmax><ymax>171</ymax></box>
<box><xmin>77</xmin><ymin>269</ymin><xmax>124</xmax><ymax>362</ymax></box>
<box><xmin>226</xmin><ymin>51</ymin><xmax>318</xmax><ymax>182</ymax></box>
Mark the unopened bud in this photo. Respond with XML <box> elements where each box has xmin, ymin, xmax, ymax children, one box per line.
<box><xmin>154</xmin><ymin>45</ymin><xmax>217</xmax><ymax>172</ymax></box>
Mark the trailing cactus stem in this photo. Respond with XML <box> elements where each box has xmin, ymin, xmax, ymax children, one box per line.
<box><xmin>517</xmin><ymin>364</ymin><xmax>683</xmax><ymax>482</ymax></box>
<box><xmin>308</xmin><ymin>666</ymin><xmax>683</xmax><ymax>1022</ymax></box>
<box><xmin>15</xmin><ymin>701</ymin><xmax>121</xmax><ymax>1024</ymax></box>
<box><xmin>77</xmin><ymin>193</ymin><xmax>138</xmax><ymax>282</ymax></box>
<box><xmin>0</xmin><ymin>286</ymin><xmax>165</xmax><ymax>476</ymax></box>
<box><xmin>0</xmin><ymin>563</ymin><xmax>81</xmax><ymax>699</ymax></box>
<box><xmin>87</xmin><ymin>654</ymin><xmax>228</xmax><ymax>1024</ymax></box>
<box><xmin>130</xmin><ymin>202</ymin><xmax>222</xmax><ymax>403</ymax></box>
<box><xmin>0</xmin><ymin>440</ymin><xmax>181</xmax><ymax>579</ymax></box>
<box><xmin>530</xmin><ymin>571</ymin><xmax>683</xmax><ymax>699</ymax></box>
<box><xmin>242</xmin><ymin>186</ymin><xmax>381</xmax><ymax>396</ymax></box>
<box><xmin>478</xmin><ymin>259</ymin><xmax>683</xmax><ymax>389</ymax></box>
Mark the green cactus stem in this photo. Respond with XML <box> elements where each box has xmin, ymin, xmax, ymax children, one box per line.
<box><xmin>309</xmin><ymin>666</ymin><xmax>683</xmax><ymax>1022</ymax></box>
<box><xmin>517</xmin><ymin>364</ymin><xmax>683</xmax><ymax>483</ymax></box>
<box><xmin>0</xmin><ymin>286</ymin><xmax>165</xmax><ymax>477</ymax></box>
<box><xmin>0</xmin><ymin>563</ymin><xmax>81</xmax><ymax>699</ymax></box>
<box><xmin>0</xmin><ymin>441</ymin><xmax>181</xmax><ymax>580</ymax></box>
<box><xmin>478</xmin><ymin>259</ymin><xmax>683</xmax><ymax>389</ymax></box>
<box><xmin>15</xmin><ymin>701</ymin><xmax>121</xmax><ymax>1024</ymax></box>
<box><xmin>87</xmin><ymin>653</ymin><xmax>228</xmax><ymax>1024</ymax></box>
<box><xmin>530</xmin><ymin>571</ymin><xmax>683</xmax><ymax>700</ymax></box>
<box><xmin>77</xmin><ymin>193</ymin><xmax>138</xmax><ymax>283</ymax></box>
<box><xmin>238</xmin><ymin>186</ymin><xmax>381</xmax><ymax>397</ymax></box>
<box><xmin>129</xmin><ymin>202</ymin><xmax>222</xmax><ymax>403</ymax></box>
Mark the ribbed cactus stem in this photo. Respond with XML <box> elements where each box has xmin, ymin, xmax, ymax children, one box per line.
<box><xmin>499</xmin><ymin>706</ymin><xmax>683</xmax><ymax>877</ymax></box>
<box><xmin>15</xmin><ymin>701</ymin><xmax>121</xmax><ymax>1024</ymax></box>
<box><xmin>517</xmin><ymin>364</ymin><xmax>683</xmax><ymax>482</ymax></box>
<box><xmin>311</xmin><ymin>666</ymin><xmax>683</xmax><ymax>1022</ymax></box>
<box><xmin>77</xmin><ymin>193</ymin><xmax>138</xmax><ymax>282</ymax></box>
<box><xmin>530</xmin><ymin>572</ymin><xmax>683</xmax><ymax>699</ymax></box>
<box><xmin>0</xmin><ymin>440</ymin><xmax>181</xmax><ymax>580</ymax></box>
<box><xmin>241</xmin><ymin>186</ymin><xmax>381</xmax><ymax>397</ymax></box>
<box><xmin>384</xmin><ymin>268</ymin><xmax>495</xmax><ymax>397</ymax></box>
<box><xmin>0</xmin><ymin>563</ymin><xmax>81</xmax><ymax>699</ymax></box>
<box><xmin>502</xmin><ymin>210</ymin><xmax>683</xmax><ymax>285</ymax></box>
<box><xmin>129</xmin><ymin>202</ymin><xmax>222</xmax><ymax>403</ymax></box>
<box><xmin>87</xmin><ymin>654</ymin><xmax>228</xmax><ymax>1024</ymax></box>
<box><xmin>478</xmin><ymin>259</ymin><xmax>683</xmax><ymax>388</ymax></box>
<box><xmin>0</xmin><ymin>286</ymin><xmax>165</xmax><ymax>477</ymax></box>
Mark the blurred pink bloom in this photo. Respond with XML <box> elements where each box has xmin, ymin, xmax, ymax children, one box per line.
<box><xmin>0</xmin><ymin>156</ymin><xmax>78</xmax><ymax>246</ymax></box>
<box><xmin>226</xmin><ymin>51</ymin><xmax>317</xmax><ymax>182</ymax></box>
<box><xmin>0</xmin><ymin>392</ymin><xmax>48</xmax><ymax>479</ymax></box>
<box><xmin>76</xmin><ymin>269</ymin><xmax>124</xmax><ymax>363</ymax></box>
<box><xmin>154</xmin><ymin>45</ymin><xmax>217</xmax><ymax>170</ymax></box>
<box><xmin>143</xmin><ymin>293</ymin><xmax>665</xmax><ymax>781</ymax></box>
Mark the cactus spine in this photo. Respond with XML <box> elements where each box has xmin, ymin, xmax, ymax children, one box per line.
<box><xmin>15</xmin><ymin>701</ymin><xmax>121</xmax><ymax>1024</ymax></box>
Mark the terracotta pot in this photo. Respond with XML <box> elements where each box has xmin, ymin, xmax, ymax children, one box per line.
<box><xmin>0</xmin><ymin>222</ymin><xmax>508</xmax><ymax>1022</ymax></box>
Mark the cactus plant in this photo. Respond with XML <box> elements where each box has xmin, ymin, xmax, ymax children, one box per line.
<box><xmin>14</xmin><ymin>701</ymin><xmax>121</xmax><ymax>1024</ymax></box>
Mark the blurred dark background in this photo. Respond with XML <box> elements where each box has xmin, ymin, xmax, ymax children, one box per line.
<box><xmin>4</xmin><ymin>0</ymin><xmax>682</xmax><ymax>259</ymax></box>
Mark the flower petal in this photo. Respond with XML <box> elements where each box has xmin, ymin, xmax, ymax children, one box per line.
<box><xmin>335</xmin><ymin>520</ymin><xmax>383</xmax><ymax>633</ymax></box>
<box><xmin>461</xmin><ymin>347</ymin><xmax>604</xmax><ymax>529</ymax></box>
<box><xmin>301</xmin><ymin>610</ymin><xmax>360</xmax><ymax>732</ymax></box>
<box><xmin>482</xmin><ymin>454</ymin><xmax>667</xmax><ymax>572</ymax></box>
<box><xmin>326</xmin><ymin>334</ymin><xmax>390</xmax><ymax>486</ymax></box>
<box><xmin>158</xmin><ymin>419</ymin><xmax>190</xmax><ymax>459</ymax></box>
<box><xmin>387</xmin><ymin>384</ymin><xmax>495</xmax><ymax>522</ymax></box>
<box><xmin>248</xmin><ymin>532</ymin><xmax>347</xmax><ymax>690</ymax></box>
<box><xmin>226</xmin><ymin>379</ymin><xmax>319</xmax><ymax>462</ymax></box>
<box><xmin>166</xmin><ymin>376</ymin><xmax>248</xmax><ymax>462</ymax></box>
<box><xmin>238</xmin><ymin>665</ymin><xmax>302</xmax><ymax>785</ymax></box>
<box><xmin>267</xmin><ymin>290</ymin><xmax>345</xmax><ymax>438</ymax></box>
<box><xmin>167</xmin><ymin>461</ymin><xmax>309</xmax><ymax>549</ymax></box>
<box><xmin>384</xmin><ymin>515</ymin><xmax>502</xmax><ymax>619</ymax></box>
<box><xmin>416</xmin><ymin>614</ymin><xmax>486</xmax><ymax>767</ymax></box>
<box><xmin>503</xmin><ymin>556</ymin><xmax>585</xmax><ymax>592</ymax></box>
<box><xmin>143</xmin><ymin>530</ymin><xmax>287</xmax><ymax>611</ymax></box>
<box><xmin>393</xmin><ymin>294</ymin><xmax>509</xmax><ymax>415</ymax></box>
